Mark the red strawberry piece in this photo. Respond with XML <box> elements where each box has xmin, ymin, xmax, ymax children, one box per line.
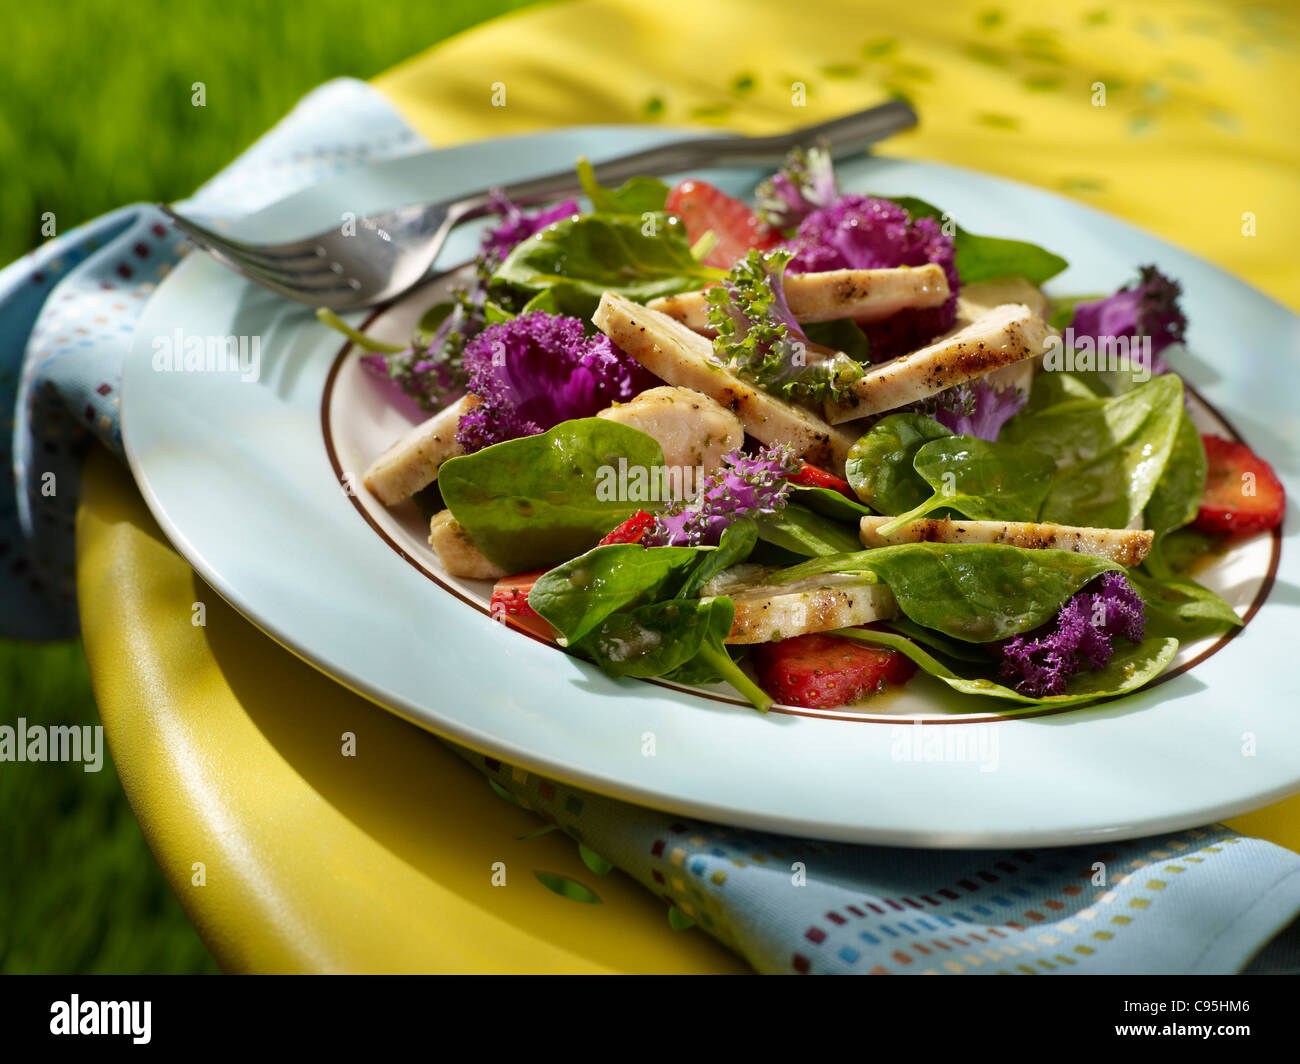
<box><xmin>1194</xmin><ymin>434</ymin><xmax>1285</xmax><ymax>536</ymax></box>
<box><xmin>752</xmin><ymin>633</ymin><xmax>916</xmax><ymax>709</ymax></box>
<box><xmin>597</xmin><ymin>510</ymin><xmax>656</xmax><ymax>546</ymax></box>
<box><xmin>787</xmin><ymin>461</ymin><xmax>859</xmax><ymax>503</ymax></box>
<box><xmin>665</xmin><ymin>180</ymin><xmax>780</xmax><ymax>269</ymax></box>
<box><xmin>490</xmin><ymin>570</ymin><xmax>553</xmax><ymax>640</ymax></box>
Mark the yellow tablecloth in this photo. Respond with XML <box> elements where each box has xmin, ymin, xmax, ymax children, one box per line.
<box><xmin>380</xmin><ymin>0</ymin><xmax>1300</xmax><ymax>310</ymax></box>
<box><xmin>77</xmin><ymin>449</ymin><xmax>748</xmax><ymax>973</ymax></box>
<box><xmin>79</xmin><ymin>0</ymin><xmax>1300</xmax><ymax>971</ymax></box>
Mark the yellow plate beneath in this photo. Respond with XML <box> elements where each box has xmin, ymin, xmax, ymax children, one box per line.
<box><xmin>77</xmin><ymin>448</ymin><xmax>747</xmax><ymax>973</ymax></box>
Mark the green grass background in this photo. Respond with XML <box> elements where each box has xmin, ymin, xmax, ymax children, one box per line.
<box><xmin>1</xmin><ymin>0</ymin><xmax>533</xmax><ymax>974</ymax></box>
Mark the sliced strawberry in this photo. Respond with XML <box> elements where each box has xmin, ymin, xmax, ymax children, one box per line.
<box><xmin>752</xmin><ymin>633</ymin><xmax>916</xmax><ymax>709</ymax></box>
<box><xmin>1193</xmin><ymin>434</ymin><xmax>1285</xmax><ymax>536</ymax></box>
<box><xmin>490</xmin><ymin>570</ymin><xmax>553</xmax><ymax>640</ymax></box>
<box><xmin>598</xmin><ymin>510</ymin><xmax>656</xmax><ymax>546</ymax></box>
<box><xmin>787</xmin><ymin>461</ymin><xmax>858</xmax><ymax>503</ymax></box>
<box><xmin>665</xmin><ymin>180</ymin><xmax>780</xmax><ymax>269</ymax></box>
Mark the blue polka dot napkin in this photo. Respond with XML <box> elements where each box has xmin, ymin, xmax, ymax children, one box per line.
<box><xmin>452</xmin><ymin>746</ymin><xmax>1300</xmax><ymax>974</ymax></box>
<box><xmin>0</xmin><ymin>78</ymin><xmax>429</xmax><ymax>638</ymax></box>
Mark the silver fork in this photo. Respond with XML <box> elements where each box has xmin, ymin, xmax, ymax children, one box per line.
<box><xmin>160</xmin><ymin>100</ymin><xmax>917</xmax><ymax>311</ymax></box>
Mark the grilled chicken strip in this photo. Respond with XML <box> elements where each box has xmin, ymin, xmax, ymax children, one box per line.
<box><xmin>952</xmin><ymin>276</ymin><xmax>1051</xmax><ymax>398</ymax></box>
<box><xmin>859</xmin><ymin>516</ymin><xmax>1153</xmax><ymax>567</ymax></box>
<box><xmin>428</xmin><ymin>510</ymin><xmax>506</xmax><ymax>580</ymax></box>
<box><xmin>647</xmin><ymin>264</ymin><xmax>950</xmax><ymax>332</ymax></box>
<box><xmin>823</xmin><ymin>303</ymin><xmax>1050</xmax><ymax>424</ymax></box>
<box><xmin>980</xmin><ymin>353</ymin><xmax>1037</xmax><ymax>398</ymax></box>
<box><xmin>596</xmin><ymin>386</ymin><xmax>743</xmax><ymax>486</ymax></box>
<box><xmin>702</xmin><ymin>564</ymin><xmax>898</xmax><ymax>644</ymax></box>
<box><xmin>593</xmin><ymin>292</ymin><xmax>858</xmax><ymax>475</ymax></box>
<box><xmin>956</xmin><ymin>275</ymin><xmax>1051</xmax><ymax>323</ymax></box>
<box><xmin>364</xmin><ymin>394</ymin><xmax>481</xmax><ymax>506</ymax></box>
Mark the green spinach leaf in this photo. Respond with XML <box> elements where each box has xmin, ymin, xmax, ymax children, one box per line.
<box><xmin>518</xmin><ymin>288</ymin><xmax>563</xmax><ymax>315</ymax></box>
<box><xmin>882</xmin><ymin>195</ymin><xmax>1068</xmax><ymax>285</ymax></box>
<box><xmin>1160</xmin><ymin>527</ymin><xmax>1223</xmax><ymax>574</ymax></box>
<box><xmin>576</xmin><ymin>596</ymin><xmax>731</xmax><ymax>677</ymax></box>
<box><xmin>439</xmin><ymin>418</ymin><xmax>664</xmax><ymax>572</ymax></box>
<box><xmin>1020</xmin><ymin>370</ymin><xmax>1097</xmax><ymax>416</ymax></box>
<box><xmin>483</xmin><ymin>300</ymin><xmax>515</xmax><ymax>325</ymax></box>
<box><xmin>1143</xmin><ymin>408</ymin><xmax>1207</xmax><ymax>576</ymax></box>
<box><xmin>845</xmin><ymin>413</ymin><xmax>953</xmax><ymax>513</ymax></box>
<box><xmin>1001</xmin><ymin>373</ymin><xmax>1184</xmax><ymax>528</ymax></box>
<box><xmin>409</xmin><ymin>302</ymin><xmax>455</xmax><ymax>351</ymax></box>
<box><xmin>1018</xmin><ymin>356</ymin><xmax>1152</xmax><ymax>420</ymax></box>
<box><xmin>576</xmin><ymin>156</ymin><xmax>670</xmax><ymax>214</ymax></box>
<box><xmin>883</xmin><ymin>618</ymin><xmax>991</xmax><ymax>664</ymax></box>
<box><xmin>528</xmin><ymin>543</ymin><xmax>701</xmax><ymax>645</ymax></box>
<box><xmin>1126</xmin><ymin>569</ymin><xmax>1242</xmax><ymax>640</ymax></box>
<box><xmin>770</xmin><ymin>542</ymin><xmax>1121</xmax><ymax>642</ymax></box>
<box><xmin>663</xmin><ymin>642</ymin><xmax>751</xmax><ymax>686</ymax></box>
<box><xmin>576</xmin><ymin>597</ymin><xmax>772</xmax><ymax>711</ymax></box>
<box><xmin>875</xmin><ymin>436</ymin><xmax>1056</xmax><ymax>534</ymax></box>
<box><xmin>756</xmin><ymin>502</ymin><xmax>864</xmax><ymax>557</ymax></box>
<box><xmin>491</xmin><ymin>212</ymin><xmax>724</xmax><ymax>318</ymax></box>
<box><xmin>1059</xmin><ymin>360</ymin><xmax>1147</xmax><ymax>398</ymax></box>
<box><xmin>835</xmin><ymin>628</ymin><xmax>1178</xmax><ymax>708</ymax></box>
<box><xmin>788</xmin><ymin>483</ymin><xmax>875</xmax><ymax>524</ymax></box>
<box><xmin>1047</xmin><ymin>293</ymin><xmax>1104</xmax><ymax>330</ymax></box>
<box><xmin>676</xmin><ymin>520</ymin><xmax>758</xmax><ymax>600</ymax></box>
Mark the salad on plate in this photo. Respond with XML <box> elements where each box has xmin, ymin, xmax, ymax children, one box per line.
<box><xmin>323</xmin><ymin>147</ymin><xmax>1285</xmax><ymax>714</ymax></box>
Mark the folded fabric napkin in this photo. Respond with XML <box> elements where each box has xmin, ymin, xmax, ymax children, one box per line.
<box><xmin>0</xmin><ymin>78</ymin><xmax>427</xmax><ymax>639</ymax></box>
<box><xmin>5</xmin><ymin>76</ymin><xmax>1298</xmax><ymax>975</ymax></box>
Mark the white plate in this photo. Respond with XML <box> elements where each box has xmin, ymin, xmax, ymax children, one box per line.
<box><xmin>123</xmin><ymin>126</ymin><xmax>1300</xmax><ymax>846</ymax></box>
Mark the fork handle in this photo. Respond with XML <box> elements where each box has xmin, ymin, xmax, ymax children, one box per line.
<box><xmin>450</xmin><ymin>99</ymin><xmax>917</xmax><ymax>218</ymax></box>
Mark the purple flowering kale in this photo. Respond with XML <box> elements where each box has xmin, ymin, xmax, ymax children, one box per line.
<box><xmin>356</xmin><ymin>270</ymin><xmax>483</xmax><ymax>415</ymax></box>
<box><xmin>1070</xmin><ymin>265</ymin><xmax>1187</xmax><ymax>375</ymax></box>
<box><xmin>998</xmin><ymin>573</ymin><xmax>1146</xmax><ymax>697</ymax></box>
<box><xmin>755</xmin><ymin>145</ymin><xmax>839</xmax><ymax>230</ymax></box>
<box><xmin>932</xmin><ymin>380</ymin><xmax>1027</xmax><ymax>441</ymax></box>
<box><xmin>783</xmin><ymin>196</ymin><xmax>959</xmax><ymax>359</ymax></box>
<box><xmin>353</xmin><ymin>194</ymin><xmax>581</xmax><ymax>414</ymax></box>
<box><xmin>646</xmin><ymin>444</ymin><xmax>800</xmax><ymax>547</ymax></box>
<box><xmin>360</xmin><ymin>350</ymin><xmax>463</xmax><ymax>418</ymax></box>
<box><xmin>455</xmin><ymin>311</ymin><xmax>655</xmax><ymax>453</ymax></box>
<box><xmin>708</xmin><ymin>249</ymin><xmax>867</xmax><ymax>404</ymax></box>
<box><xmin>480</xmin><ymin>189</ymin><xmax>580</xmax><ymax>263</ymax></box>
